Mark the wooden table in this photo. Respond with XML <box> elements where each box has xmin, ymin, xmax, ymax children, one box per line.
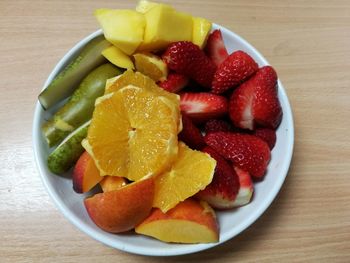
<box><xmin>1</xmin><ymin>0</ymin><xmax>349</xmax><ymax>262</ymax></box>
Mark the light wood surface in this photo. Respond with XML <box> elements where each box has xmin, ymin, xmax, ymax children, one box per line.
<box><xmin>1</xmin><ymin>0</ymin><xmax>349</xmax><ymax>262</ymax></box>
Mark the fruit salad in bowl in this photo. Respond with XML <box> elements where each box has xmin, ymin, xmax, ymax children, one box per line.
<box><xmin>33</xmin><ymin>0</ymin><xmax>294</xmax><ymax>256</ymax></box>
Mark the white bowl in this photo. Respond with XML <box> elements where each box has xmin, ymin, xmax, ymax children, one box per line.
<box><xmin>33</xmin><ymin>24</ymin><xmax>294</xmax><ymax>256</ymax></box>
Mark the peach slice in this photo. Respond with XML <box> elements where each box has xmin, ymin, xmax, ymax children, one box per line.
<box><xmin>135</xmin><ymin>199</ymin><xmax>219</xmax><ymax>243</ymax></box>
<box><xmin>84</xmin><ymin>177</ymin><xmax>154</xmax><ymax>233</ymax></box>
<box><xmin>72</xmin><ymin>151</ymin><xmax>103</xmax><ymax>193</ymax></box>
<box><xmin>99</xmin><ymin>176</ymin><xmax>127</xmax><ymax>192</ymax></box>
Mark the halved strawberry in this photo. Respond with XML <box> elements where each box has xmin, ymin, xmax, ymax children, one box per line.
<box><xmin>196</xmin><ymin>146</ymin><xmax>240</xmax><ymax>209</ymax></box>
<box><xmin>178</xmin><ymin>114</ymin><xmax>206</xmax><ymax>150</ymax></box>
<box><xmin>205</xmin><ymin>29</ymin><xmax>229</xmax><ymax>66</ymax></box>
<box><xmin>204</xmin><ymin>132</ymin><xmax>271</xmax><ymax>178</ymax></box>
<box><xmin>162</xmin><ymin>41</ymin><xmax>216</xmax><ymax>88</ymax></box>
<box><xmin>229</xmin><ymin>66</ymin><xmax>282</xmax><ymax>130</ymax></box>
<box><xmin>232</xmin><ymin>167</ymin><xmax>254</xmax><ymax>207</ymax></box>
<box><xmin>254</xmin><ymin>128</ymin><xmax>276</xmax><ymax>149</ymax></box>
<box><xmin>180</xmin><ymin>92</ymin><xmax>228</xmax><ymax>123</ymax></box>
<box><xmin>204</xmin><ymin>119</ymin><xmax>232</xmax><ymax>134</ymax></box>
<box><xmin>212</xmin><ymin>50</ymin><xmax>258</xmax><ymax>94</ymax></box>
<box><xmin>158</xmin><ymin>73</ymin><xmax>189</xmax><ymax>93</ymax></box>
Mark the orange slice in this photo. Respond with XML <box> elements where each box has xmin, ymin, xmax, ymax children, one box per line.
<box><xmin>153</xmin><ymin>142</ymin><xmax>216</xmax><ymax>212</ymax></box>
<box><xmin>83</xmin><ymin>85</ymin><xmax>178</xmax><ymax>181</ymax></box>
<box><xmin>133</xmin><ymin>53</ymin><xmax>168</xmax><ymax>82</ymax></box>
<box><xmin>105</xmin><ymin>70</ymin><xmax>181</xmax><ymax>132</ymax></box>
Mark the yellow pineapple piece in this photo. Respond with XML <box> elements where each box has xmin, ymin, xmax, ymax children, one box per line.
<box><xmin>192</xmin><ymin>17</ymin><xmax>212</xmax><ymax>49</ymax></box>
<box><xmin>138</xmin><ymin>5</ymin><xmax>193</xmax><ymax>52</ymax></box>
<box><xmin>102</xmin><ymin>46</ymin><xmax>134</xmax><ymax>70</ymax></box>
<box><xmin>136</xmin><ymin>0</ymin><xmax>161</xmax><ymax>13</ymax></box>
<box><xmin>94</xmin><ymin>9</ymin><xmax>145</xmax><ymax>55</ymax></box>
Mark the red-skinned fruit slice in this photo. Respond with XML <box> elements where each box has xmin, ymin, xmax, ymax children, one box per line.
<box><xmin>162</xmin><ymin>41</ymin><xmax>216</xmax><ymax>88</ymax></box>
<box><xmin>196</xmin><ymin>146</ymin><xmax>240</xmax><ymax>209</ymax></box>
<box><xmin>178</xmin><ymin>114</ymin><xmax>206</xmax><ymax>150</ymax></box>
<box><xmin>212</xmin><ymin>50</ymin><xmax>258</xmax><ymax>94</ymax></box>
<box><xmin>158</xmin><ymin>73</ymin><xmax>189</xmax><ymax>93</ymax></box>
<box><xmin>205</xmin><ymin>29</ymin><xmax>229</xmax><ymax>66</ymax></box>
<box><xmin>204</xmin><ymin>119</ymin><xmax>232</xmax><ymax>134</ymax></box>
<box><xmin>84</xmin><ymin>177</ymin><xmax>154</xmax><ymax>233</ymax></box>
<box><xmin>232</xmin><ymin>167</ymin><xmax>254</xmax><ymax>207</ymax></box>
<box><xmin>72</xmin><ymin>151</ymin><xmax>103</xmax><ymax>194</ymax></box>
<box><xmin>204</xmin><ymin>132</ymin><xmax>271</xmax><ymax>178</ymax></box>
<box><xmin>180</xmin><ymin>92</ymin><xmax>228</xmax><ymax>123</ymax></box>
<box><xmin>229</xmin><ymin>66</ymin><xmax>282</xmax><ymax>130</ymax></box>
<box><xmin>254</xmin><ymin>128</ymin><xmax>277</xmax><ymax>149</ymax></box>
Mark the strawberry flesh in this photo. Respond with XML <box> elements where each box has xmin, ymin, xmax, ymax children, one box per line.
<box><xmin>232</xmin><ymin>167</ymin><xmax>254</xmax><ymax>207</ymax></box>
<box><xmin>178</xmin><ymin>114</ymin><xmax>206</xmax><ymax>150</ymax></box>
<box><xmin>162</xmin><ymin>41</ymin><xmax>217</xmax><ymax>88</ymax></box>
<box><xmin>205</xmin><ymin>29</ymin><xmax>229</xmax><ymax>66</ymax></box>
<box><xmin>204</xmin><ymin>132</ymin><xmax>271</xmax><ymax>178</ymax></box>
<box><xmin>229</xmin><ymin>66</ymin><xmax>282</xmax><ymax>130</ymax></box>
<box><xmin>212</xmin><ymin>50</ymin><xmax>258</xmax><ymax>94</ymax></box>
<box><xmin>180</xmin><ymin>92</ymin><xmax>228</xmax><ymax>123</ymax></box>
<box><xmin>196</xmin><ymin>146</ymin><xmax>240</xmax><ymax>209</ymax></box>
<box><xmin>158</xmin><ymin>73</ymin><xmax>188</xmax><ymax>93</ymax></box>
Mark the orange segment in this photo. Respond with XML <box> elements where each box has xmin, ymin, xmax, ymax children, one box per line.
<box><xmin>133</xmin><ymin>53</ymin><xmax>168</xmax><ymax>82</ymax></box>
<box><xmin>104</xmin><ymin>70</ymin><xmax>181</xmax><ymax>132</ymax></box>
<box><xmin>153</xmin><ymin>142</ymin><xmax>216</xmax><ymax>212</ymax></box>
<box><xmin>83</xmin><ymin>85</ymin><xmax>179</xmax><ymax>181</ymax></box>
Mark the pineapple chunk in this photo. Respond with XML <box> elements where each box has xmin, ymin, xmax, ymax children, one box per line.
<box><xmin>95</xmin><ymin>9</ymin><xmax>145</xmax><ymax>55</ymax></box>
<box><xmin>192</xmin><ymin>17</ymin><xmax>212</xmax><ymax>49</ymax></box>
<box><xmin>102</xmin><ymin>46</ymin><xmax>134</xmax><ymax>70</ymax></box>
<box><xmin>136</xmin><ymin>0</ymin><xmax>161</xmax><ymax>13</ymax></box>
<box><xmin>138</xmin><ymin>5</ymin><xmax>193</xmax><ymax>51</ymax></box>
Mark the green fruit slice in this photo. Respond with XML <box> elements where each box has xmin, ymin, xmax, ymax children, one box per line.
<box><xmin>39</xmin><ymin>35</ymin><xmax>112</xmax><ymax>110</ymax></box>
<box><xmin>47</xmin><ymin>121</ymin><xmax>90</xmax><ymax>175</ymax></box>
<box><xmin>42</xmin><ymin>63</ymin><xmax>123</xmax><ymax>147</ymax></box>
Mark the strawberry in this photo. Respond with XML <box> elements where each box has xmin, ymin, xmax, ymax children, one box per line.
<box><xmin>204</xmin><ymin>119</ymin><xmax>232</xmax><ymax>134</ymax></box>
<box><xmin>205</xmin><ymin>29</ymin><xmax>229</xmax><ymax>66</ymax></box>
<box><xmin>204</xmin><ymin>132</ymin><xmax>271</xmax><ymax>178</ymax></box>
<box><xmin>162</xmin><ymin>41</ymin><xmax>216</xmax><ymax>88</ymax></box>
<box><xmin>232</xmin><ymin>167</ymin><xmax>254</xmax><ymax>207</ymax></box>
<box><xmin>229</xmin><ymin>66</ymin><xmax>282</xmax><ymax>130</ymax></box>
<box><xmin>158</xmin><ymin>73</ymin><xmax>188</xmax><ymax>93</ymax></box>
<box><xmin>254</xmin><ymin>128</ymin><xmax>276</xmax><ymax>149</ymax></box>
<box><xmin>178</xmin><ymin>114</ymin><xmax>206</xmax><ymax>150</ymax></box>
<box><xmin>212</xmin><ymin>50</ymin><xmax>258</xmax><ymax>94</ymax></box>
<box><xmin>180</xmin><ymin>92</ymin><xmax>228</xmax><ymax>123</ymax></box>
<box><xmin>196</xmin><ymin>146</ymin><xmax>240</xmax><ymax>209</ymax></box>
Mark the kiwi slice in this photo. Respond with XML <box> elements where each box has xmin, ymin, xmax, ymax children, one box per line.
<box><xmin>39</xmin><ymin>35</ymin><xmax>111</xmax><ymax>110</ymax></box>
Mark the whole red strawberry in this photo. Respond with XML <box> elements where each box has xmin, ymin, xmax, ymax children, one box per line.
<box><xmin>212</xmin><ymin>50</ymin><xmax>258</xmax><ymax>94</ymax></box>
<box><xmin>178</xmin><ymin>114</ymin><xmax>205</xmax><ymax>150</ymax></box>
<box><xmin>196</xmin><ymin>146</ymin><xmax>240</xmax><ymax>209</ymax></box>
<box><xmin>229</xmin><ymin>66</ymin><xmax>282</xmax><ymax>130</ymax></box>
<box><xmin>205</xmin><ymin>29</ymin><xmax>229</xmax><ymax>66</ymax></box>
<box><xmin>180</xmin><ymin>92</ymin><xmax>228</xmax><ymax>123</ymax></box>
<box><xmin>205</xmin><ymin>132</ymin><xmax>271</xmax><ymax>178</ymax></box>
<box><xmin>204</xmin><ymin>119</ymin><xmax>232</xmax><ymax>134</ymax></box>
<box><xmin>158</xmin><ymin>73</ymin><xmax>188</xmax><ymax>93</ymax></box>
<box><xmin>162</xmin><ymin>41</ymin><xmax>216</xmax><ymax>88</ymax></box>
<box><xmin>254</xmin><ymin>128</ymin><xmax>276</xmax><ymax>149</ymax></box>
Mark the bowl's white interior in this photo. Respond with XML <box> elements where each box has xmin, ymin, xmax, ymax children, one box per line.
<box><xmin>33</xmin><ymin>24</ymin><xmax>294</xmax><ymax>256</ymax></box>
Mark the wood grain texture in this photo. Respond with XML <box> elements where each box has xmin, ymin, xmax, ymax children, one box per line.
<box><xmin>1</xmin><ymin>0</ymin><xmax>349</xmax><ymax>262</ymax></box>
